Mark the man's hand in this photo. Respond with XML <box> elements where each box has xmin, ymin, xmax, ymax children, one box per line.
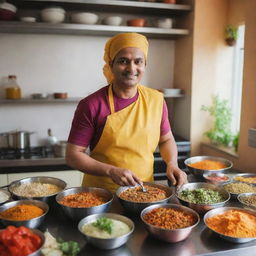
<box><xmin>166</xmin><ymin>162</ymin><xmax>187</xmax><ymax>188</ymax></box>
<box><xmin>108</xmin><ymin>167</ymin><xmax>142</xmax><ymax>187</ymax></box>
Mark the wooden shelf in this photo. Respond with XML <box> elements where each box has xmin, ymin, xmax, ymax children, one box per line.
<box><xmin>0</xmin><ymin>21</ymin><xmax>189</xmax><ymax>39</ymax></box>
<box><xmin>0</xmin><ymin>97</ymin><xmax>82</xmax><ymax>104</ymax></box>
<box><xmin>9</xmin><ymin>0</ymin><xmax>192</xmax><ymax>16</ymax></box>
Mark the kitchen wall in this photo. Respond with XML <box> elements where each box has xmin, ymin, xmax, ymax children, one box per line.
<box><xmin>0</xmin><ymin>34</ymin><xmax>175</xmax><ymax>146</ymax></box>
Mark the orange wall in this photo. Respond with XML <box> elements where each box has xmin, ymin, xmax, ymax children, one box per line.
<box><xmin>190</xmin><ymin>0</ymin><xmax>229</xmax><ymax>154</ymax></box>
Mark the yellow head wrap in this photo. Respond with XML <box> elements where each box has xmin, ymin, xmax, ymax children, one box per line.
<box><xmin>103</xmin><ymin>33</ymin><xmax>149</xmax><ymax>84</ymax></box>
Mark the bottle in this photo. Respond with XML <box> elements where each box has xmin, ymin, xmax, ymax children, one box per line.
<box><xmin>5</xmin><ymin>75</ymin><xmax>22</xmax><ymax>99</ymax></box>
<box><xmin>46</xmin><ymin>129</ymin><xmax>58</xmax><ymax>146</ymax></box>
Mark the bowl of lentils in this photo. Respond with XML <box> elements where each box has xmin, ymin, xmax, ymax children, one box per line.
<box><xmin>237</xmin><ymin>193</ymin><xmax>256</xmax><ymax>210</ymax></box>
<box><xmin>222</xmin><ymin>181</ymin><xmax>256</xmax><ymax>200</ymax></box>
<box><xmin>175</xmin><ymin>182</ymin><xmax>230</xmax><ymax>214</ymax></box>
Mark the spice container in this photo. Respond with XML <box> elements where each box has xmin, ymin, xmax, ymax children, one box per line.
<box><xmin>5</xmin><ymin>75</ymin><xmax>22</xmax><ymax>99</ymax></box>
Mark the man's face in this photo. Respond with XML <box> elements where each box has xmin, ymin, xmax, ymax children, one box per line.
<box><xmin>110</xmin><ymin>47</ymin><xmax>146</xmax><ymax>88</ymax></box>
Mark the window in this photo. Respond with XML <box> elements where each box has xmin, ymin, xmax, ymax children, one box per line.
<box><xmin>230</xmin><ymin>24</ymin><xmax>245</xmax><ymax>134</ymax></box>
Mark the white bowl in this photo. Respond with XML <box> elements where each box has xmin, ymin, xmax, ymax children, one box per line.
<box><xmin>41</xmin><ymin>7</ymin><xmax>65</xmax><ymax>23</ymax></box>
<box><xmin>102</xmin><ymin>16</ymin><xmax>123</xmax><ymax>26</ymax></box>
<box><xmin>71</xmin><ymin>12</ymin><xmax>98</xmax><ymax>25</ymax></box>
<box><xmin>0</xmin><ymin>2</ymin><xmax>17</xmax><ymax>13</ymax></box>
<box><xmin>155</xmin><ymin>18</ymin><xmax>173</xmax><ymax>29</ymax></box>
<box><xmin>162</xmin><ymin>88</ymin><xmax>181</xmax><ymax>97</ymax></box>
<box><xmin>20</xmin><ymin>16</ymin><xmax>36</xmax><ymax>22</ymax></box>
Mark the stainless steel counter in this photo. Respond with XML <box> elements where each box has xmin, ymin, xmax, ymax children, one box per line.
<box><xmin>12</xmin><ymin>197</ymin><xmax>255</xmax><ymax>256</ymax></box>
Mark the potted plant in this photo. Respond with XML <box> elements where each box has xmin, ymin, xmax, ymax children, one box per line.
<box><xmin>201</xmin><ymin>95</ymin><xmax>239</xmax><ymax>150</ymax></box>
<box><xmin>225</xmin><ymin>25</ymin><xmax>238</xmax><ymax>46</ymax></box>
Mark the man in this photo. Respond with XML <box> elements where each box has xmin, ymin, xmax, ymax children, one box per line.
<box><xmin>66</xmin><ymin>32</ymin><xmax>187</xmax><ymax>193</ymax></box>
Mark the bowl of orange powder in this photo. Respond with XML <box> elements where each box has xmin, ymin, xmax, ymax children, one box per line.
<box><xmin>0</xmin><ymin>199</ymin><xmax>49</xmax><ymax>229</ymax></box>
<box><xmin>56</xmin><ymin>186</ymin><xmax>113</xmax><ymax>220</ymax></box>
<box><xmin>184</xmin><ymin>156</ymin><xmax>233</xmax><ymax>178</ymax></box>
<box><xmin>204</xmin><ymin>206</ymin><xmax>256</xmax><ymax>243</ymax></box>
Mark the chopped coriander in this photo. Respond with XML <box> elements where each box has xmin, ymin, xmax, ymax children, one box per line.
<box><xmin>92</xmin><ymin>217</ymin><xmax>113</xmax><ymax>234</ymax></box>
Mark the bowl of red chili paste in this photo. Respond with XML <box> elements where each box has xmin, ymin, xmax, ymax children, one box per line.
<box><xmin>0</xmin><ymin>225</ymin><xmax>44</xmax><ymax>256</ymax></box>
<box><xmin>141</xmin><ymin>203</ymin><xmax>199</xmax><ymax>242</ymax></box>
<box><xmin>203</xmin><ymin>173</ymin><xmax>230</xmax><ymax>185</ymax></box>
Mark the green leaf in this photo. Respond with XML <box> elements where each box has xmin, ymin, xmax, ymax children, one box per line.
<box><xmin>92</xmin><ymin>217</ymin><xmax>113</xmax><ymax>234</ymax></box>
<box><xmin>58</xmin><ymin>240</ymin><xmax>80</xmax><ymax>256</ymax></box>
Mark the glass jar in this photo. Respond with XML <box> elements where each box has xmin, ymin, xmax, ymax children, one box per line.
<box><xmin>5</xmin><ymin>75</ymin><xmax>22</xmax><ymax>99</ymax></box>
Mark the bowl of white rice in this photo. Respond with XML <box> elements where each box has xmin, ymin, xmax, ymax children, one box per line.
<box><xmin>8</xmin><ymin>176</ymin><xmax>67</xmax><ymax>203</ymax></box>
<box><xmin>78</xmin><ymin>213</ymin><xmax>134</xmax><ymax>249</ymax></box>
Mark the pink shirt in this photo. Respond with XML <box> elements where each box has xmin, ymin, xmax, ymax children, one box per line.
<box><xmin>68</xmin><ymin>85</ymin><xmax>171</xmax><ymax>151</ymax></box>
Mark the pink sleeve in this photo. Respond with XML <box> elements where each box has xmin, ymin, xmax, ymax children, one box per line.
<box><xmin>67</xmin><ymin>100</ymin><xmax>95</xmax><ymax>147</ymax></box>
<box><xmin>160</xmin><ymin>100</ymin><xmax>171</xmax><ymax>136</ymax></box>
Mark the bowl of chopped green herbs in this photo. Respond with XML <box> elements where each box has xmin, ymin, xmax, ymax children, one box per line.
<box><xmin>78</xmin><ymin>213</ymin><xmax>134</xmax><ymax>249</ymax></box>
<box><xmin>175</xmin><ymin>182</ymin><xmax>230</xmax><ymax>214</ymax></box>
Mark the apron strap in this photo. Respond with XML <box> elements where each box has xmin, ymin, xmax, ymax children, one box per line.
<box><xmin>108</xmin><ymin>84</ymin><xmax>115</xmax><ymax>114</ymax></box>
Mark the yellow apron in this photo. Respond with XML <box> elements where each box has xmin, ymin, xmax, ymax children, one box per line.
<box><xmin>82</xmin><ymin>84</ymin><xmax>163</xmax><ymax>193</ymax></box>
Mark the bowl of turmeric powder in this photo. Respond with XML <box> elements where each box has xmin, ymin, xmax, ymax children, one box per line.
<box><xmin>0</xmin><ymin>199</ymin><xmax>49</xmax><ymax>229</ymax></box>
<box><xmin>204</xmin><ymin>206</ymin><xmax>256</xmax><ymax>243</ymax></box>
<box><xmin>184</xmin><ymin>156</ymin><xmax>233</xmax><ymax>178</ymax></box>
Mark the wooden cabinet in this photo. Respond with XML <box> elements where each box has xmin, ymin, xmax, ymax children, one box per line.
<box><xmin>8</xmin><ymin>170</ymin><xmax>83</xmax><ymax>188</ymax></box>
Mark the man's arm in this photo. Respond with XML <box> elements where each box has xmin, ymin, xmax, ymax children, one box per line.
<box><xmin>158</xmin><ymin>131</ymin><xmax>187</xmax><ymax>187</ymax></box>
<box><xmin>65</xmin><ymin>143</ymin><xmax>142</xmax><ymax>186</ymax></box>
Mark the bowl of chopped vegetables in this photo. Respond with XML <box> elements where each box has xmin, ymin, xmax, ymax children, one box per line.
<box><xmin>56</xmin><ymin>186</ymin><xmax>113</xmax><ymax>220</ymax></box>
<box><xmin>0</xmin><ymin>226</ymin><xmax>45</xmax><ymax>256</ymax></box>
<box><xmin>204</xmin><ymin>206</ymin><xmax>256</xmax><ymax>243</ymax></box>
<box><xmin>175</xmin><ymin>182</ymin><xmax>230</xmax><ymax>214</ymax></box>
<box><xmin>78</xmin><ymin>213</ymin><xmax>134</xmax><ymax>249</ymax></box>
<box><xmin>184</xmin><ymin>156</ymin><xmax>233</xmax><ymax>178</ymax></box>
<box><xmin>0</xmin><ymin>199</ymin><xmax>49</xmax><ymax>228</ymax></box>
<box><xmin>116</xmin><ymin>182</ymin><xmax>173</xmax><ymax>214</ymax></box>
<box><xmin>141</xmin><ymin>203</ymin><xmax>200</xmax><ymax>243</ymax></box>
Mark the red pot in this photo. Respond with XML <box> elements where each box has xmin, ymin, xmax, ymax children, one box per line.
<box><xmin>0</xmin><ymin>8</ymin><xmax>16</xmax><ymax>21</ymax></box>
<box><xmin>127</xmin><ymin>18</ymin><xmax>146</xmax><ymax>27</ymax></box>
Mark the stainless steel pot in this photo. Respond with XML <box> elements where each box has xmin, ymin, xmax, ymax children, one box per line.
<box><xmin>0</xmin><ymin>130</ymin><xmax>34</xmax><ymax>149</ymax></box>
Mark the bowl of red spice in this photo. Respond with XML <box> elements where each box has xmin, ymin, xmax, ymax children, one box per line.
<box><xmin>203</xmin><ymin>173</ymin><xmax>230</xmax><ymax>185</ymax></box>
<box><xmin>204</xmin><ymin>206</ymin><xmax>256</xmax><ymax>243</ymax></box>
<box><xmin>56</xmin><ymin>186</ymin><xmax>113</xmax><ymax>220</ymax></box>
<box><xmin>0</xmin><ymin>226</ymin><xmax>45</xmax><ymax>256</ymax></box>
<box><xmin>0</xmin><ymin>199</ymin><xmax>49</xmax><ymax>229</ymax></box>
<box><xmin>141</xmin><ymin>203</ymin><xmax>200</xmax><ymax>243</ymax></box>
<box><xmin>184</xmin><ymin>156</ymin><xmax>233</xmax><ymax>178</ymax></box>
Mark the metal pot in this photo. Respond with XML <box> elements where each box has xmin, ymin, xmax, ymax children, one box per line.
<box><xmin>53</xmin><ymin>140</ymin><xmax>67</xmax><ymax>157</ymax></box>
<box><xmin>0</xmin><ymin>130</ymin><xmax>34</xmax><ymax>149</ymax></box>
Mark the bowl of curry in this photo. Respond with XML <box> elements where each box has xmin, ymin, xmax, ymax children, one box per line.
<box><xmin>141</xmin><ymin>203</ymin><xmax>199</xmax><ymax>242</ymax></box>
<box><xmin>184</xmin><ymin>156</ymin><xmax>233</xmax><ymax>178</ymax></box>
<box><xmin>116</xmin><ymin>182</ymin><xmax>172</xmax><ymax>214</ymax></box>
<box><xmin>56</xmin><ymin>186</ymin><xmax>113</xmax><ymax>220</ymax></box>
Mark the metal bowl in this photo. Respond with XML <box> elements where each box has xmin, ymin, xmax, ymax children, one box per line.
<box><xmin>184</xmin><ymin>156</ymin><xmax>233</xmax><ymax>178</ymax></box>
<box><xmin>232</xmin><ymin>173</ymin><xmax>256</xmax><ymax>184</ymax></box>
<box><xmin>141</xmin><ymin>203</ymin><xmax>200</xmax><ymax>243</ymax></box>
<box><xmin>78</xmin><ymin>213</ymin><xmax>134</xmax><ymax>249</ymax></box>
<box><xmin>116</xmin><ymin>182</ymin><xmax>173</xmax><ymax>214</ymax></box>
<box><xmin>237</xmin><ymin>193</ymin><xmax>256</xmax><ymax>210</ymax></box>
<box><xmin>56</xmin><ymin>187</ymin><xmax>113</xmax><ymax>220</ymax></box>
<box><xmin>0</xmin><ymin>199</ymin><xmax>49</xmax><ymax>228</ymax></box>
<box><xmin>175</xmin><ymin>182</ymin><xmax>230</xmax><ymax>214</ymax></box>
<box><xmin>203</xmin><ymin>173</ymin><xmax>231</xmax><ymax>186</ymax></box>
<box><xmin>8</xmin><ymin>176</ymin><xmax>67</xmax><ymax>203</ymax></box>
<box><xmin>204</xmin><ymin>206</ymin><xmax>256</xmax><ymax>243</ymax></box>
<box><xmin>222</xmin><ymin>181</ymin><xmax>256</xmax><ymax>200</ymax></box>
<box><xmin>0</xmin><ymin>189</ymin><xmax>11</xmax><ymax>205</ymax></box>
<box><xmin>0</xmin><ymin>227</ymin><xmax>45</xmax><ymax>256</ymax></box>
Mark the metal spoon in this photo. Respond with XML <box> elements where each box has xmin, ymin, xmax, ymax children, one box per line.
<box><xmin>140</xmin><ymin>183</ymin><xmax>147</xmax><ymax>193</ymax></box>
